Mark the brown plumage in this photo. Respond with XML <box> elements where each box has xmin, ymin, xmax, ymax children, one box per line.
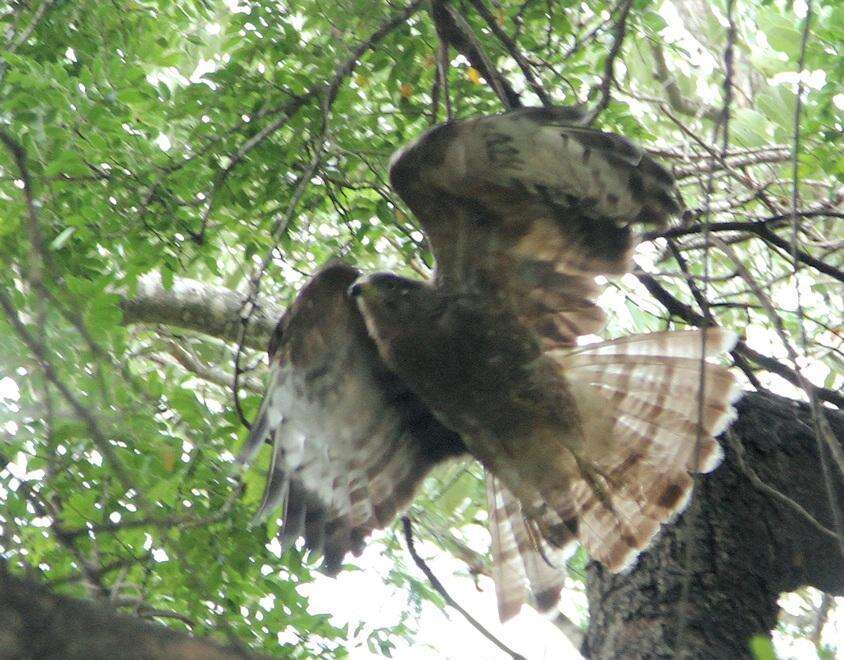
<box><xmin>237</xmin><ymin>107</ymin><xmax>739</xmax><ymax>621</ymax></box>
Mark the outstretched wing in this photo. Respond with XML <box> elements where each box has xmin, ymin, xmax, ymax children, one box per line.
<box><xmin>389</xmin><ymin>106</ymin><xmax>683</xmax><ymax>348</ymax></box>
<box><xmin>236</xmin><ymin>262</ymin><xmax>465</xmax><ymax>573</ymax></box>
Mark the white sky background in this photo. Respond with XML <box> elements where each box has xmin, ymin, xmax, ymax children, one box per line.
<box><xmin>300</xmin><ymin>539</ymin><xmax>584</xmax><ymax>659</ymax></box>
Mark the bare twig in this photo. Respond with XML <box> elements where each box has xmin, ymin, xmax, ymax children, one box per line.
<box><xmin>650</xmin><ymin>42</ymin><xmax>719</xmax><ymax>121</ymax></box>
<box><xmin>584</xmin><ymin>0</ymin><xmax>634</xmax><ymax>124</ymax></box>
<box><xmin>159</xmin><ymin>340</ymin><xmax>264</xmax><ymax>394</ymax></box>
<box><xmin>724</xmin><ymin>430</ymin><xmax>837</xmax><ymax>541</ymax></box>
<box><xmin>644</xmin><ymin>216</ymin><xmax>844</xmax><ymax>284</ymax></box>
<box><xmin>634</xmin><ymin>272</ymin><xmax>844</xmax><ymax>408</ymax></box>
<box><xmin>674</xmin><ymin>148</ymin><xmax>792</xmax><ymax>179</ymax></box>
<box><xmin>401</xmin><ymin>517</ymin><xmax>526</xmax><ymax>660</ymax></box>
<box><xmin>468</xmin><ymin>0</ymin><xmax>551</xmax><ymax>106</ymax></box>
<box><xmin>431</xmin><ymin>0</ymin><xmax>521</xmax><ymax>109</ymax></box>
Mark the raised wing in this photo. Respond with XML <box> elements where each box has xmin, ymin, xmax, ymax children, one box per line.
<box><xmin>389</xmin><ymin>106</ymin><xmax>683</xmax><ymax>348</ymax></box>
<box><xmin>236</xmin><ymin>262</ymin><xmax>465</xmax><ymax>573</ymax></box>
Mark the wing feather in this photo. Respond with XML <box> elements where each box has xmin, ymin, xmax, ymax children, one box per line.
<box><xmin>237</xmin><ymin>263</ymin><xmax>465</xmax><ymax>573</ymax></box>
<box><xmin>389</xmin><ymin>106</ymin><xmax>683</xmax><ymax>348</ymax></box>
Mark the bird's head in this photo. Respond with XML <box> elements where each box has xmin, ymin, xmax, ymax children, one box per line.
<box><xmin>348</xmin><ymin>272</ymin><xmax>435</xmax><ymax>329</ymax></box>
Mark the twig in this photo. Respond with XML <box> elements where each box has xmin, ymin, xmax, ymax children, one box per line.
<box><xmin>786</xmin><ymin>0</ymin><xmax>844</xmax><ymax>561</ymax></box>
<box><xmin>634</xmin><ymin>272</ymin><xmax>844</xmax><ymax>408</ymax></box>
<box><xmin>431</xmin><ymin>0</ymin><xmax>521</xmax><ymax>109</ymax></box>
<box><xmin>645</xmin><ymin>211</ymin><xmax>844</xmax><ymax>241</ymax></box>
<box><xmin>724</xmin><ymin>430</ymin><xmax>837</xmax><ymax>541</ymax></box>
<box><xmin>645</xmin><ymin>216</ymin><xmax>844</xmax><ymax>284</ymax></box>
<box><xmin>650</xmin><ymin>42</ymin><xmax>719</xmax><ymax>121</ymax></box>
<box><xmin>401</xmin><ymin>517</ymin><xmax>526</xmax><ymax>660</ymax></box>
<box><xmin>158</xmin><ymin>340</ymin><xmax>264</xmax><ymax>394</ymax></box>
<box><xmin>468</xmin><ymin>0</ymin><xmax>551</xmax><ymax>106</ymax></box>
<box><xmin>674</xmin><ymin>148</ymin><xmax>792</xmax><ymax>179</ymax></box>
<box><xmin>584</xmin><ymin>0</ymin><xmax>634</xmax><ymax>124</ymax></box>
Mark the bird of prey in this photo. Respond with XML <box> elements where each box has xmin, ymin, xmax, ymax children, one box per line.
<box><xmin>236</xmin><ymin>107</ymin><xmax>739</xmax><ymax>621</ymax></box>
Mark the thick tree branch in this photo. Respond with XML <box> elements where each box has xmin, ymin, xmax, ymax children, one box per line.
<box><xmin>431</xmin><ymin>0</ymin><xmax>522</xmax><ymax>109</ymax></box>
<box><xmin>119</xmin><ymin>273</ymin><xmax>281</xmax><ymax>351</ymax></box>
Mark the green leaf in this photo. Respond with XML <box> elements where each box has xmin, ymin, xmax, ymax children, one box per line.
<box><xmin>749</xmin><ymin>635</ymin><xmax>777</xmax><ymax>660</ymax></box>
<box><xmin>44</xmin><ymin>150</ymin><xmax>90</xmax><ymax>177</ymax></box>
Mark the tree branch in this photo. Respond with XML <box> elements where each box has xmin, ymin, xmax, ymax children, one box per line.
<box><xmin>118</xmin><ymin>273</ymin><xmax>281</xmax><ymax>351</ymax></box>
<box><xmin>0</xmin><ymin>566</ymin><xmax>263</xmax><ymax>659</ymax></box>
<box><xmin>431</xmin><ymin>0</ymin><xmax>522</xmax><ymax>109</ymax></box>
<box><xmin>401</xmin><ymin>517</ymin><xmax>526</xmax><ymax>660</ymax></box>
<box><xmin>634</xmin><ymin>271</ymin><xmax>844</xmax><ymax>408</ymax></box>
<box><xmin>160</xmin><ymin>340</ymin><xmax>265</xmax><ymax>394</ymax></box>
<box><xmin>584</xmin><ymin>0</ymin><xmax>634</xmax><ymax>124</ymax></box>
<box><xmin>650</xmin><ymin>42</ymin><xmax>719</xmax><ymax>121</ymax></box>
<box><xmin>467</xmin><ymin>0</ymin><xmax>551</xmax><ymax>106</ymax></box>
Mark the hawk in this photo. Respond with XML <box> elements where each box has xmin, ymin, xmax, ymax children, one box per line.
<box><xmin>236</xmin><ymin>107</ymin><xmax>739</xmax><ymax>621</ymax></box>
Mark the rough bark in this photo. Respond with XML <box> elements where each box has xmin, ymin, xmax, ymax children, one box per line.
<box><xmin>0</xmin><ymin>565</ymin><xmax>264</xmax><ymax>659</ymax></box>
<box><xmin>118</xmin><ymin>273</ymin><xmax>281</xmax><ymax>351</ymax></box>
<box><xmin>583</xmin><ymin>392</ymin><xmax>844</xmax><ymax>659</ymax></box>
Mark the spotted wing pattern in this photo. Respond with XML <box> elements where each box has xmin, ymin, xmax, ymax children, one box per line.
<box><xmin>389</xmin><ymin>106</ymin><xmax>683</xmax><ymax>348</ymax></box>
<box><xmin>236</xmin><ymin>263</ymin><xmax>465</xmax><ymax>573</ymax></box>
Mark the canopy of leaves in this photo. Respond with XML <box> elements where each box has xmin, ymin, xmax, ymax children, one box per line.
<box><xmin>0</xmin><ymin>0</ymin><xmax>840</xmax><ymax>656</ymax></box>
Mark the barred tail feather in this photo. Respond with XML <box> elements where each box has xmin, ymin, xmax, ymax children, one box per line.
<box><xmin>547</xmin><ymin>328</ymin><xmax>741</xmax><ymax>570</ymax></box>
<box><xmin>487</xmin><ymin>475</ymin><xmax>568</xmax><ymax>622</ymax></box>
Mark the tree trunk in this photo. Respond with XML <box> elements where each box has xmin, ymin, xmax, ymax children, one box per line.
<box><xmin>583</xmin><ymin>392</ymin><xmax>843</xmax><ymax>658</ymax></box>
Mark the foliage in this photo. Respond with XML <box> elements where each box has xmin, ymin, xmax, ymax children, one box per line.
<box><xmin>0</xmin><ymin>0</ymin><xmax>840</xmax><ymax>656</ymax></box>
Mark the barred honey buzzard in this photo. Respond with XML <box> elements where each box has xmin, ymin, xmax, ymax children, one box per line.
<box><xmin>236</xmin><ymin>107</ymin><xmax>740</xmax><ymax>621</ymax></box>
